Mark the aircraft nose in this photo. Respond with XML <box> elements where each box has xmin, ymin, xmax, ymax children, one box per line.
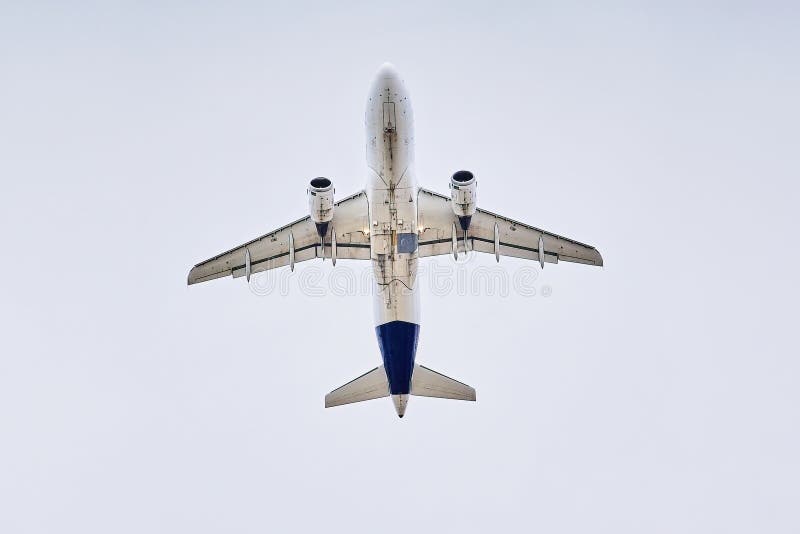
<box><xmin>375</xmin><ymin>62</ymin><xmax>400</xmax><ymax>82</ymax></box>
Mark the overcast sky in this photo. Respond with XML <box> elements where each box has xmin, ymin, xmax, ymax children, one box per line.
<box><xmin>1</xmin><ymin>2</ymin><xmax>799</xmax><ymax>533</ymax></box>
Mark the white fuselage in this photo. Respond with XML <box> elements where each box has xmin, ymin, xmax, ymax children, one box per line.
<box><xmin>365</xmin><ymin>65</ymin><xmax>421</xmax><ymax>328</ymax></box>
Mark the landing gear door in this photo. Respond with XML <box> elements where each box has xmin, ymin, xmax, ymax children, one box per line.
<box><xmin>383</xmin><ymin>102</ymin><xmax>396</xmax><ymax>132</ymax></box>
<box><xmin>372</xmin><ymin>233</ymin><xmax>391</xmax><ymax>256</ymax></box>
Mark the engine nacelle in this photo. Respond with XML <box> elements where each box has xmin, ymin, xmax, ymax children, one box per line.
<box><xmin>450</xmin><ymin>170</ymin><xmax>477</xmax><ymax>230</ymax></box>
<box><xmin>308</xmin><ymin>177</ymin><xmax>334</xmax><ymax>237</ymax></box>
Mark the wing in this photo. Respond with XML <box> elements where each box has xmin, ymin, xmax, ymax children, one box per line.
<box><xmin>188</xmin><ymin>190</ymin><xmax>371</xmax><ymax>285</ymax></box>
<box><xmin>417</xmin><ymin>188</ymin><xmax>603</xmax><ymax>266</ymax></box>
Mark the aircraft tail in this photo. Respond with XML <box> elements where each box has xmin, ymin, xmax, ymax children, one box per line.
<box><xmin>324</xmin><ymin>364</ymin><xmax>475</xmax><ymax>414</ymax></box>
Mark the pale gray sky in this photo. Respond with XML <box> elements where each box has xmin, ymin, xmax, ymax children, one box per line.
<box><xmin>1</xmin><ymin>2</ymin><xmax>799</xmax><ymax>533</ymax></box>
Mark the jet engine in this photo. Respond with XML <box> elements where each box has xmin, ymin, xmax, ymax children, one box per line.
<box><xmin>308</xmin><ymin>177</ymin><xmax>334</xmax><ymax>238</ymax></box>
<box><xmin>450</xmin><ymin>170</ymin><xmax>477</xmax><ymax>230</ymax></box>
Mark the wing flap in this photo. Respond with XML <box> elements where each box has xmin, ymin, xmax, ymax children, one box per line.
<box><xmin>470</xmin><ymin>237</ymin><xmax>559</xmax><ymax>264</ymax></box>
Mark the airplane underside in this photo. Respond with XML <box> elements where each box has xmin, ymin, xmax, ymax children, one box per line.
<box><xmin>187</xmin><ymin>63</ymin><xmax>602</xmax><ymax>418</ymax></box>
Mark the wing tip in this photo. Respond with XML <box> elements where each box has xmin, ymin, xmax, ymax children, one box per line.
<box><xmin>593</xmin><ymin>248</ymin><xmax>604</xmax><ymax>267</ymax></box>
<box><xmin>187</xmin><ymin>266</ymin><xmax>200</xmax><ymax>285</ymax></box>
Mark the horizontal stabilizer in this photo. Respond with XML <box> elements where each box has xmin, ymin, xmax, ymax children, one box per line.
<box><xmin>325</xmin><ymin>366</ymin><xmax>390</xmax><ymax>408</ymax></box>
<box><xmin>411</xmin><ymin>364</ymin><xmax>476</xmax><ymax>401</ymax></box>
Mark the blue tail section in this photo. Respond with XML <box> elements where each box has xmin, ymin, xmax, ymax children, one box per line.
<box><xmin>375</xmin><ymin>321</ymin><xmax>420</xmax><ymax>395</ymax></box>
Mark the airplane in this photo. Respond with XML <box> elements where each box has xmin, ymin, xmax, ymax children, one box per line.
<box><xmin>187</xmin><ymin>63</ymin><xmax>603</xmax><ymax>418</ymax></box>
